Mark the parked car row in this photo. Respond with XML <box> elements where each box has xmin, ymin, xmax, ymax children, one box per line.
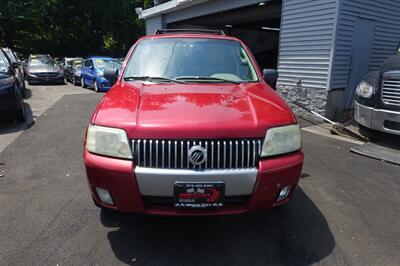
<box><xmin>0</xmin><ymin>48</ymin><xmax>25</xmax><ymax>122</ymax></box>
<box><xmin>0</xmin><ymin>49</ymin><xmax>123</xmax><ymax>123</ymax></box>
<box><xmin>56</xmin><ymin>56</ymin><xmax>123</xmax><ymax>92</ymax></box>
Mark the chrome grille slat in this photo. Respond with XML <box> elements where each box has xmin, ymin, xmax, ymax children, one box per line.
<box><xmin>149</xmin><ymin>140</ymin><xmax>152</xmax><ymax>167</ymax></box>
<box><xmin>162</xmin><ymin>140</ymin><xmax>165</xmax><ymax>168</ymax></box>
<box><xmin>217</xmin><ymin>141</ymin><xmax>221</xmax><ymax>169</ymax></box>
<box><xmin>132</xmin><ymin>138</ymin><xmax>262</xmax><ymax>169</ymax></box>
<box><xmin>211</xmin><ymin>141</ymin><xmax>214</xmax><ymax>168</ymax></box>
<box><xmin>235</xmin><ymin>141</ymin><xmax>239</xmax><ymax>168</ymax></box>
<box><xmin>168</xmin><ymin>141</ymin><xmax>171</xmax><ymax>169</ymax></box>
<box><xmin>180</xmin><ymin>141</ymin><xmax>184</xmax><ymax>168</ymax></box>
<box><xmin>382</xmin><ymin>78</ymin><xmax>400</xmax><ymax>105</ymax></box>
<box><xmin>143</xmin><ymin>140</ymin><xmax>147</xmax><ymax>167</ymax></box>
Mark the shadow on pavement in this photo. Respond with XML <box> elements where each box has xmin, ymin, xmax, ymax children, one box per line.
<box><xmin>102</xmin><ymin>189</ymin><xmax>335</xmax><ymax>266</ymax></box>
<box><xmin>0</xmin><ymin>102</ymin><xmax>34</xmax><ymax>135</ymax></box>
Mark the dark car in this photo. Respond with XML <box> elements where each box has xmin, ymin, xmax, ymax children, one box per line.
<box><xmin>59</xmin><ymin>57</ymin><xmax>76</xmax><ymax>74</ymax></box>
<box><xmin>65</xmin><ymin>58</ymin><xmax>83</xmax><ymax>86</ymax></box>
<box><xmin>2</xmin><ymin>48</ymin><xmax>27</xmax><ymax>98</ymax></box>
<box><xmin>26</xmin><ymin>56</ymin><xmax>64</xmax><ymax>85</ymax></box>
<box><xmin>354</xmin><ymin>45</ymin><xmax>400</xmax><ymax>135</ymax></box>
<box><xmin>0</xmin><ymin>49</ymin><xmax>25</xmax><ymax>122</ymax></box>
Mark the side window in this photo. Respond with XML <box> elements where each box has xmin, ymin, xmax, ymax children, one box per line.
<box><xmin>84</xmin><ymin>60</ymin><xmax>90</xmax><ymax>67</ymax></box>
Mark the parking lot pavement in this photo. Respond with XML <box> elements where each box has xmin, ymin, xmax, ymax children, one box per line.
<box><xmin>0</xmin><ymin>86</ymin><xmax>399</xmax><ymax>266</ymax></box>
<box><xmin>0</xmin><ymin>82</ymin><xmax>93</xmax><ymax>153</ymax></box>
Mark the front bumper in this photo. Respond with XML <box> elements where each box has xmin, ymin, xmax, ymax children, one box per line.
<box><xmin>27</xmin><ymin>74</ymin><xmax>64</xmax><ymax>84</ymax></box>
<box><xmin>84</xmin><ymin>149</ymin><xmax>304</xmax><ymax>216</ymax></box>
<box><xmin>354</xmin><ymin>101</ymin><xmax>400</xmax><ymax>135</ymax></box>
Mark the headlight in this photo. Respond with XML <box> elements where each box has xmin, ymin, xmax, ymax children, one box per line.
<box><xmin>261</xmin><ymin>124</ymin><xmax>301</xmax><ymax>157</ymax></box>
<box><xmin>86</xmin><ymin>125</ymin><xmax>132</xmax><ymax>159</ymax></box>
<box><xmin>356</xmin><ymin>81</ymin><xmax>374</xmax><ymax>98</ymax></box>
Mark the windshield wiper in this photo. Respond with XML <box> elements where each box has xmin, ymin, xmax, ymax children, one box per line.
<box><xmin>176</xmin><ymin>76</ymin><xmax>241</xmax><ymax>84</ymax></box>
<box><xmin>123</xmin><ymin>76</ymin><xmax>185</xmax><ymax>84</ymax></box>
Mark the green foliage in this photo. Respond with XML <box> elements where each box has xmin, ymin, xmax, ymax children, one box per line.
<box><xmin>0</xmin><ymin>0</ymin><xmax>146</xmax><ymax>58</ymax></box>
<box><xmin>143</xmin><ymin>0</ymin><xmax>152</xmax><ymax>9</ymax></box>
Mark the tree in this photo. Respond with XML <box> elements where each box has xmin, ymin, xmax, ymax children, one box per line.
<box><xmin>0</xmin><ymin>0</ymin><xmax>146</xmax><ymax>57</ymax></box>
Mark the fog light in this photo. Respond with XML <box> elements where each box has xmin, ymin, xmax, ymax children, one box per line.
<box><xmin>95</xmin><ymin>187</ymin><xmax>114</xmax><ymax>205</ymax></box>
<box><xmin>277</xmin><ymin>185</ymin><xmax>291</xmax><ymax>201</ymax></box>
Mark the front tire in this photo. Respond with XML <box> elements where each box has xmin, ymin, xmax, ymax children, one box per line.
<box><xmin>94</xmin><ymin>80</ymin><xmax>99</xmax><ymax>92</ymax></box>
<box><xmin>81</xmin><ymin>77</ymin><xmax>87</xmax><ymax>88</ymax></box>
<box><xmin>16</xmin><ymin>94</ymin><xmax>26</xmax><ymax>123</ymax></box>
<box><xmin>21</xmin><ymin>81</ymin><xmax>27</xmax><ymax>98</ymax></box>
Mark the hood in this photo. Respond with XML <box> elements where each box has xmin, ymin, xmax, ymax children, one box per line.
<box><xmin>29</xmin><ymin>65</ymin><xmax>60</xmax><ymax>73</ymax></box>
<box><xmin>93</xmin><ymin>81</ymin><xmax>296</xmax><ymax>139</ymax></box>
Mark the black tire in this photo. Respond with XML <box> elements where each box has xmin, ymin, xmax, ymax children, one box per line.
<box><xmin>94</xmin><ymin>80</ymin><xmax>99</xmax><ymax>92</ymax></box>
<box><xmin>81</xmin><ymin>77</ymin><xmax>87</xmax><ymax>88</ymax></box>
<box><xmin>21</xmin><ymin>81</ymin><xmax>27</xmax><ymax>98</ymax></box>
<box><xmin>16</xmin><ymin>94</ymin><xmax>26</xmax><ymax>123</ymax></box>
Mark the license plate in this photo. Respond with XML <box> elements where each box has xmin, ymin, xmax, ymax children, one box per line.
<box><xmin>174</xmin><ymin>182</ymin><xmax>225</xmax><ymax>208</ymax></box>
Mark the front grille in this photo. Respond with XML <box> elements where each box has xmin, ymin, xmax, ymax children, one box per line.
<box><xmin>132</xmin><ymin>139</ymin><xmax>263</xmax><ymax>169</ymax></box>
<box><xmin>35</xmin><ymin>72</ymin><xmax>58</xmax><ymax>77</ymax></box>
<box><xmin>382</xmin><ymin>79</ymin><xmax>400</xmax><ymax>106</ymax></box>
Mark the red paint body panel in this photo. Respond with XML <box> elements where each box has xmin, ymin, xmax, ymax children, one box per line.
<box><xmin>94</xmin><ymin>81</ymin><xmax>296</xmax><ymax>139</ymax></box>
<box><xmin>84</xmin><ymin>33</ymin><xmax>304</xmax><ymax>215</ymax></box>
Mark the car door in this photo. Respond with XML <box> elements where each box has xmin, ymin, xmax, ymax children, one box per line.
<box><xmin>89</xmin><ymin>60</ymin><xmax>97</xmax><ymax>87</ymax></box>
<box><xmin>82</xmin><ymin>60</ymin><xmax>91</xmax><ymax>85</ymax></box>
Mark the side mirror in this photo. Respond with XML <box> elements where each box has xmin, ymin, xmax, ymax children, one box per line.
<box><xmin>104</xmin><ymin>68</ymin><xmax>119</xmax><ymax>84</ymax></box>
<box><xmin>263</xmin><ymin>69</ymin><xmax>278</xmax><ymax>90</ymax></box>
<box><xmin>12</xmin><ymin>61</ymin><xmax>20</xmax><ymax>68</ymax></box>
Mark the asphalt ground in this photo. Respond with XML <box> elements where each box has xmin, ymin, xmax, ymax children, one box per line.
<box><xmin>0</xmin><ymin>84</ymin><xmax>399</xmax><ymax>266</ymax></box>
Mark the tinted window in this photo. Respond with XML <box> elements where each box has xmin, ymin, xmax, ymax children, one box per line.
<box><xmin>84</xmin><ymin>60</ymin><xmax>92</xmax><ymax>67</ymax></box>
<box><xmin>124</xmin><ymin>38</ymin><xmax>258</xmax><ymax>82</ymax></box>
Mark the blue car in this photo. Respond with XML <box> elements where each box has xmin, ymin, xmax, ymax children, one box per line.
<box><xmin>81</xmin><ymin>57</ymin><xmax>122</xmax><ymax>92</ymax></box>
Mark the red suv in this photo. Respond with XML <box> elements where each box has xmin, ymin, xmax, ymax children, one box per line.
<box><xmin>83</xmin><ymin>29</ymin><xmax>303</xmax><ymax>216</ymax></box>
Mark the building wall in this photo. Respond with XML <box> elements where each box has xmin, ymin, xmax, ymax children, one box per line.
<box><xmin>330</xmin><ymin>0</ymin><xmax>400</xmax><ymax>89</ymax></box>
<box><xmin>146</xmin><ymin>15</ymin><xmax>165</xmax><ymax>35</ymax></box>
<box><xmin>277</xmin><ymin>0</ymin><xmax>338</xmax><ymax>116</ymax></box>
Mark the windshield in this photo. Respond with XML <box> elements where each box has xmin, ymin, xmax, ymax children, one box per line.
<box><xmin>123</xmin><ymin>38</ymin><xmax>258</xmax><ymax>83</ymax></box>
<box><xmin>30</xmin><ymin>58</ymin><xmax>57</xmax><ymax>67</ymax></box>
<box><xmin>0</xmin><ymin>51</ymin><xmax>10</xmax><ymax>73</ymax></box>
<box><xmin>73</xmin><ymin>60</ymin><xmax>82</xmax><ymax>68</ymax></box>
<box><xmin>94</xmin><ymin>59</ymin><xmax>122</xmax><ymax>72</ymax></box>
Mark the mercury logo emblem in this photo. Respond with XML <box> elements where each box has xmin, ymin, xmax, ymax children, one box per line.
<box><xmin>188</xmin><ymin>145</ymin><xmax>207</xmax><ymax>165</ymax></box>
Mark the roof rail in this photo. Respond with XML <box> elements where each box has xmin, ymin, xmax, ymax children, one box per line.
<box><xmin>154</xmin><ymin>29</ymin><xmax>226</xmax><ymax>36</ymax></box>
